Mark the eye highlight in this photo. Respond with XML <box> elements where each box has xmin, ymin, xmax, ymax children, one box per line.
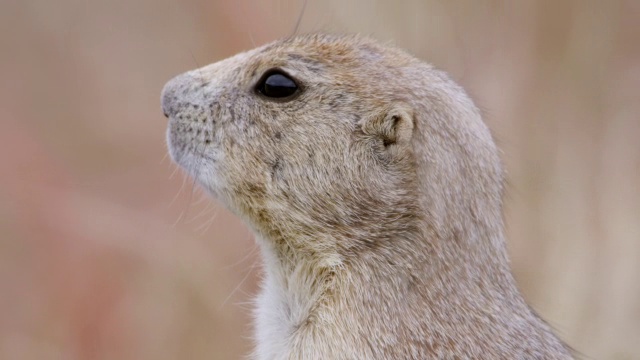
<box><xmin>256</xmin><ymin>70</ymin><xmax>299</xmax><ymax>99</ymax></box>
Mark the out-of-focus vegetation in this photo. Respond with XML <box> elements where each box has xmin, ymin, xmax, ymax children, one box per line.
<box><xmin>0</xmin><ymin>1</ymin><xmax>638</xmax><ymax>359</ymax></box>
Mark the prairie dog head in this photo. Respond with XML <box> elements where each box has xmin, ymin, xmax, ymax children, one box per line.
<box><xmin>162</xmin><ymin>34</ymin><xmax>505</xmax><ymax>262</ymax></box>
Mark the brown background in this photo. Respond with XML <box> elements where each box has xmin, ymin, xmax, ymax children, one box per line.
<box><xmin>1</xmin><ymin>0</ymin><xmax>639</xmax><ymax>359</ymax></box>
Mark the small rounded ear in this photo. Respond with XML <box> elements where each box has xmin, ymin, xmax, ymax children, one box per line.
<box><xmin>360</xmin><ymin>103</ymin><xmax>415</xmax><ymax>155</ymax></box>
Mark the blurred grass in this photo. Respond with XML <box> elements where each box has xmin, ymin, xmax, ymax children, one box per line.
<box><xmin>0</xmin><ymin>0</ymin><xmax>638</xmax><ymax>359</ymax></box>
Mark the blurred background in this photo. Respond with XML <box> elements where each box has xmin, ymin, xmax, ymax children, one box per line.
<box><xmin>1</xmin><ymin>0</ymin><xmax>638</xmax><ymax>359</ymax></box>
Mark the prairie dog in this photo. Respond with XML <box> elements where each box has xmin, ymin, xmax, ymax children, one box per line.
<box><xmin>161</xmin><ymin>34</ymin><xmax>574</xmax><ymax>359</ymax></box>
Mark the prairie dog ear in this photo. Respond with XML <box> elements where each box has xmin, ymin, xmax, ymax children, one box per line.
<box><xmin>360</xmin><ymin>103</ymin><xmax>415</xmax><ymax>154</ymax></box>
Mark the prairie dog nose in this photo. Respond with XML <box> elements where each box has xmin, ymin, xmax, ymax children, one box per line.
<box><xmin>161</xmin><ymin>71</ymin><xmax>195</xmax><ymax>118</ymax></box>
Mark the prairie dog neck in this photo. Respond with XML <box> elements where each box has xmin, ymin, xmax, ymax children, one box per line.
<box><xmin>161</xmin><ymin>33</ymin><xmax>574</xmax><ymax>359</ymax></box>
<box><xmin>252</xmin><ymin>211</ymin><xmax>530</xmax><ymax>359</ymax></box>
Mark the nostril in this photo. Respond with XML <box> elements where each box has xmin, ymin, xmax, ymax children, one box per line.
<box><xmin>161</xmin><ymin>72</ymin><xmax>196</xmax><ymax>120</ymax></box>
<box><xmin>161</xmin><ymin>77</ymin><xmax>180</xmax><ymax>119</ymax></box>
<box><xmin>161</xmin><ymin>88</ymin><xmax>173</xmax><ymax>119</ymax></box>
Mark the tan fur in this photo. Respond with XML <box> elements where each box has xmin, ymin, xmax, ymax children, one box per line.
<box><xmin>161</xmin><ymin>33</ymin><xmax>575</xmax><ymax>359</ymax></box>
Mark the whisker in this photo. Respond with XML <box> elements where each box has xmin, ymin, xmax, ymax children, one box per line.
<box><xmin>187</xmin><ymin>199</ymin><xmax>215</xmax><ymax>225</ymax></box>
<box><xmin>168</xmin><ymin>163</ymin><xmax>181</xmax><ymax>180</ymax></box>
<box><xmin>289</xmin><ymin>0</ymin><xmax>309</xmax><ymax>39</ymax></box>
<box><xmin>222</xmin><ymin>236</ymin><xmax>259</xmax><ymax>270</ymax></box>
<box><xmin>195</xmin><ymin>206</ymin><xmax>222</xmax><ymax>235</ymax></box>
<box><xmin>243</xmin><ymin>0</ymin><xmax>257</xmax><ymax>47</ymax></box>
<box><xmin>168</xmin><ymin>170</ymin><xmax>190</xmax><ymax>209</ymax></box>
<box><xmin>220</xmin><ymin>260</ymin><xmax>259</xmax><ymax>310</ymax></box>
<box><xmin>172</xmin><ymin>208</ymin><xmax>188</xmax><ymax>228</ymax></box>
<box><xmin>247</xmin><ymin>29</ymin><xmax>257</xmax><ymax>48</ymax></box>
<box><xmin>160</xmin><ymin>152</ymin><xmax>169</xmax><ymax>164</ymax></box>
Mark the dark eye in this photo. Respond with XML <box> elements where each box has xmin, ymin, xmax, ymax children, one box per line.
<box><xmin>256</xmin><ymin>71</ymin><xmax>299</xmax><ymax>99</ymax></box>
